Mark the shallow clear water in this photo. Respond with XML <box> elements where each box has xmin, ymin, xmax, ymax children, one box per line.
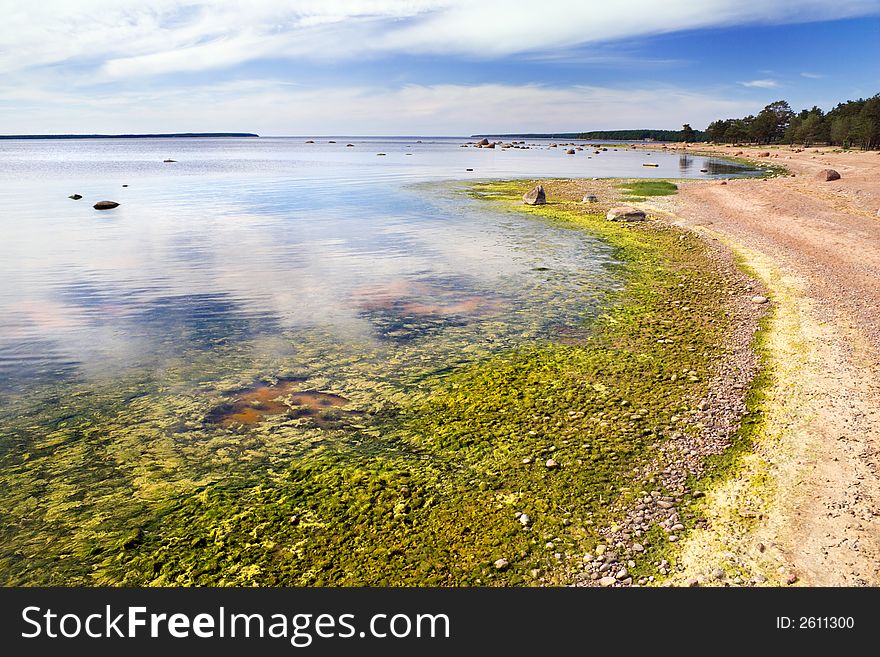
<box><xmin>0</xmin><ymin>137</ymin><xmax>752</xmax><ymax>390</ymax></box>
<box><xmin>0</xmin><ymin>137</ymin><xmax>756</xmax><ymax>582</ymax></box>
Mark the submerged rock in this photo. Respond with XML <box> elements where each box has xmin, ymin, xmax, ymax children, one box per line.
<box><xmin>523</xmin><ymin>185</ymin><xmax>546</xmax><ymax>205</ymax></box>
<box><xmin>816</xmin><ymin>168</ymin><xmax>840</xmax><ymax>181</ymax></box>
<box><xmin>68</xmin><ymin>194</ymin><xmax>82</xmax><ymax>200</ymax></box>
<box><xmin>94</xmin><ymin>200</ymin><xmax>120</xmax><ymax>210</ymax></box>
<box><xmin>606</xmin><ymin>206</ymin><xmax>646</xmax><ymax>222</ymax></box>
<box><xmin>163</xmin><ymin>159</ymin><xmax>176</xmax><ymax>163</ymax></box>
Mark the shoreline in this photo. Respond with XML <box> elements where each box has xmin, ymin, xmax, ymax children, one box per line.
<box><xmin>609</xmin><ymin>143</ymin><xmax>880</xmax><ymax>585</ymax></box>
<box><xmin>475</xmin><ymin>178</ymin><xmax>770</xmax><ymax>586</ymax></box>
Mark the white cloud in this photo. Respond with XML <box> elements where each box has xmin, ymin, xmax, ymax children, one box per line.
<box><xmin>0</xmin><ymin>81</ymin><xmax>754</xmax><ymax>135</ymax></box>
<box><xmin>800</xmin><ymin>72</ymin><xmax>825</xmax><ymax>78</ymax></box>
<box><xmin>739</xmin><ymin>79</ymin><xmax>780</xmax><ymax>88</ymax></box>
<box><xmin>0</xmin><ymin>1</ymin><xmax>878</xmax><ymax>77</ymax></box>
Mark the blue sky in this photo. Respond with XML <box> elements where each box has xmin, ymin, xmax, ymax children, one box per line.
<box><xmin>1</xmin><ymin>1</ymin><xmax>878</xmax><ymax>135</ymax></box>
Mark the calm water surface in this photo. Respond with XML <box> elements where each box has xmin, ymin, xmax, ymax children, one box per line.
<box><xmin>0</xmin><ymin>137</ymin><xmax>756</xmax><ymax>582</ymax></box>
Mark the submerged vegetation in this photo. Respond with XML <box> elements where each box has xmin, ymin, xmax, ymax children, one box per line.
<box><xmin>1</xmin><ymin>179</ymin><xmax>742</xmax><ymax>586</ymax></box>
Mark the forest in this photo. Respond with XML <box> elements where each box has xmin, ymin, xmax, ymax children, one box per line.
<box><xmin>705</xmin><ymin>95</ymin><xmax>880</xmax><ymax>149</ymax></box>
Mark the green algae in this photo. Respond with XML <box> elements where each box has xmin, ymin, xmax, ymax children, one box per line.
<box><xmin>1</xmin><ymin>179</ymin><xmax>738</xmax><ymax>586</ymax></box>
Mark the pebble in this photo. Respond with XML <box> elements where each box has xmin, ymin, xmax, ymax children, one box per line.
<box><xmin>519</xmin><ymin>514</ymin><xmax>531</xmax><ymax>526</ymax></box>
<box><xmin>494</xmin><ymin>558</ymin><xmax>509</xmax><ymax>570</ymax></box>
<box><xmin>671</xmin><ymin>523</ymin><xmax>685</xmax><ymax>532</ymax></box>
<box><xmin>686</xmin><ymin>578</ymin><xmax>700</xmax><ymax>587</ymax></box>
<box><xmin>545</xmin><ymin>459</ymin><xmax>559</xmax><ymax>469</ymax></box>
<box><xmin>545</xmin><ymin>542</ymin><xmax>555</xmax><ymax>550</ymax></box>
<box><xmin>786</xmin><ymin>573</ymin><xmax>799</xmax><ymax>585</ymax></box>
<box><xmin>751</xmin><ymin>296</ymin><xmax>769</xmax><ymax>304</ymax></box>
<box><xmin>599</xmin><ymin>576</ymin><xmax>617</xmax><ymax>587</ymax></box>
<box><xmin>616</xmin><ymin>568</ymin><xmax>629</xmax><ymax>580</ymax></box>
<box><xmin>522</xmin><ymin>457</ymin><xmax>533</xmax><ymax>464</ymax></box>
<box><xmin>632</xmin><ymin>542</ymin><xmax>644</xmax><ymax>552</ymax></box>
<box><xmin>595</xmin><ymin>545</ymin><xmax>606</xmax><ymax>556</ymax></box>
<box><xmin>712</xmin><ymin>568</ymin><xmax>725</xmax><ymax>580</ymax></box>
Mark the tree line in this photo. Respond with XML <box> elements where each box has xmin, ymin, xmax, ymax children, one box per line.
<box><xmin>705</xmin><ymin>95</ymin><xmax>880</xmax><ymax>149</ymax></box>
<box><xmin>574</xmin><ymin>128</ymin><xmax>707</xmax><ymax>141</ymax></box>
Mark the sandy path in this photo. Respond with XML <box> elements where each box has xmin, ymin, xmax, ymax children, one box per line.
<box><xmin>650</xmin><ymin>146</ymin><xmax>880</xmax><ymax>585</ymax></box>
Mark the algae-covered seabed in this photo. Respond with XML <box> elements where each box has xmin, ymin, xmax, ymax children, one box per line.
<box><xmin>0</xmin><ymin>179</ymin><xmax>739</xmax><ymax>586</ymax></box>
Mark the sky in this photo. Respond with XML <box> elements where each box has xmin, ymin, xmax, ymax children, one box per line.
<box><xmin>1</xmin><ymin>0</ymin><xmax>879</xmax><ymax>135</ymax></box>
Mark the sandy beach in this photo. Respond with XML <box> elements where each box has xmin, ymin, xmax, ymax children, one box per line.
<box><xmin>644</xmin><ymin>145</ymin><xmax>880</xmax><ymax>585</ymax></box>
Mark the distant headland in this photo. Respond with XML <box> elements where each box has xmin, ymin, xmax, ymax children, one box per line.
<box><xmin>0</xmin><ymin>132</ymin><xmax>259</xmax><ymax>140</ymax></box>
<box><xmin>471</xmin><ymin>129</ymin><xmax>707</xmax><ymax>141</ymax></box>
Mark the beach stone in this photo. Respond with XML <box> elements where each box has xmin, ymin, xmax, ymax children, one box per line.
<box><xmin>632</xmin><ymin>543</ymin><xmax>644</xmax><ymax>552</ymax></box>
<box><xmin>494</xmin><ymin>558</ymin><xmax>509</xmax><ymax>571</ymax></box>
<box><xmin>519</xmin><ymin>514</ymin><xmax>531</xmax><ymax>526</ymax></box>
<box><xmin>93</xmin><ymin>200</ymin><xmax>119</xmax><ymax>210</ymax></box>
<box><xmin>523</xmin><ymin>185</ymin><xmax>546</xmax><ymax>205</ymax></box>
<box><xmin>751</xmin><ymin>295</ymin><xmax>769</xmax><ymax>304</ymax></box>
<box><xmin>816</xmin><ymin>168</ymin><xmax>840</xmax><ymax>181</ymax></box>
<box><xmin>583</xmin><ymin>194</ymin><xmax>598</xmax><ymax>203</ymax></box>
<box><xmin>545</xmin><ymin>458</ymin><xmax>559</xmax><ymax>469</ymax></box>
<box><xmin>68</xmin><ymin>194</ymin><xmax>82</xmax><ymax>200</ymax></box>
<box><xmin>615</xmin><ymin>568</ymin><xmax>629</xmax><ymax>580</ymax></box>
<box><xmin>757</xmin><ymin>151</ymin><xmax>770</xmax><ymax>157</ymax></box>
<box><xmin>599</xmin><ymin>576</ymin><xmax>617</xmax><ymax>587</ymax></box>
<box><xmin>607</xmin><ymin>206</ymin><xmax>646</xmax><ymax>222</ymax></box>
<box><xmin>483</xmin><ymin>142</ymin><xmax>495</xmax><ymax>149</ymax></box>
<box><xmin>477</xmin><ymin>138</ymin><xmax>490</xmax><ymax>146</ymax></box>
<box><xmin>566</xmin><ymin>149</ymin><xmax>575</xmax><ymax>154</ymax></box>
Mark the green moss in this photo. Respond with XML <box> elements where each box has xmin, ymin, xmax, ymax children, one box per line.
<box><xmin>2</xmin><ymin>176</ymin><xmax>748</xmax><ymax>587</ymax></box>
<box><xmin>616</xmin><ymin>180</ymin><xmax>679</xmax><ymax>198</ymax></box>
<box><xmin>89</xmin><ymin>179</ymin><xmax>733</xmax><ymax>586</ymax></box>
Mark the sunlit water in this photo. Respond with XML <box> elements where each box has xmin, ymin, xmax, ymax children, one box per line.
<box><xmin>0</xmin><ymin>137</ymin><xmax>756</xmax><ymax>582</ymax></box>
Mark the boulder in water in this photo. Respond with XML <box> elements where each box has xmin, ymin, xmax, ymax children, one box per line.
<box><xmin>93</xmin><ymin>200</ymin><xmax>120</xmax><ymax>210</ymax></box>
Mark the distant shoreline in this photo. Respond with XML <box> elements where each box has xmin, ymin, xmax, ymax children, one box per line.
<box><xmin>0</xmin><ymin>132</ymin><xmax>259</xmax><ymax>140</ymax></box>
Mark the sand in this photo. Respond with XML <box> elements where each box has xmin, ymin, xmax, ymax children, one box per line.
<box><xmin>646</xmin><ymin>145</ymin><xmax>880</xmax><ymax>586</ymax></box>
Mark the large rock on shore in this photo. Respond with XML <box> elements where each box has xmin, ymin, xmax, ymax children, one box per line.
<box><xmin>607</xmin><ymin>206</ymin><xmax>646</xmax><ymax>222</ymax></box>
<box><xmin>523</xmin><ymin>185</ymin><xmax>546</xmax><ymax>205</ymax></box>
<box><xmin>757</xmin><ymin>151</ymin><xmax>770</xmax><ymax>157</ymax></box>
<box><xmin>93</xmin><ymin>200</ymin><xmax>120</xmax><ymax>210</ymax></box>
<box><xmin>816</xmin><ymin>168</ymin><xmax>841</xmax><ymax>181</ymax></box>
<box><xmin>477</xmin><ymin>138</ymin><xmax>490</xmax><ymax>146</ymax></box>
